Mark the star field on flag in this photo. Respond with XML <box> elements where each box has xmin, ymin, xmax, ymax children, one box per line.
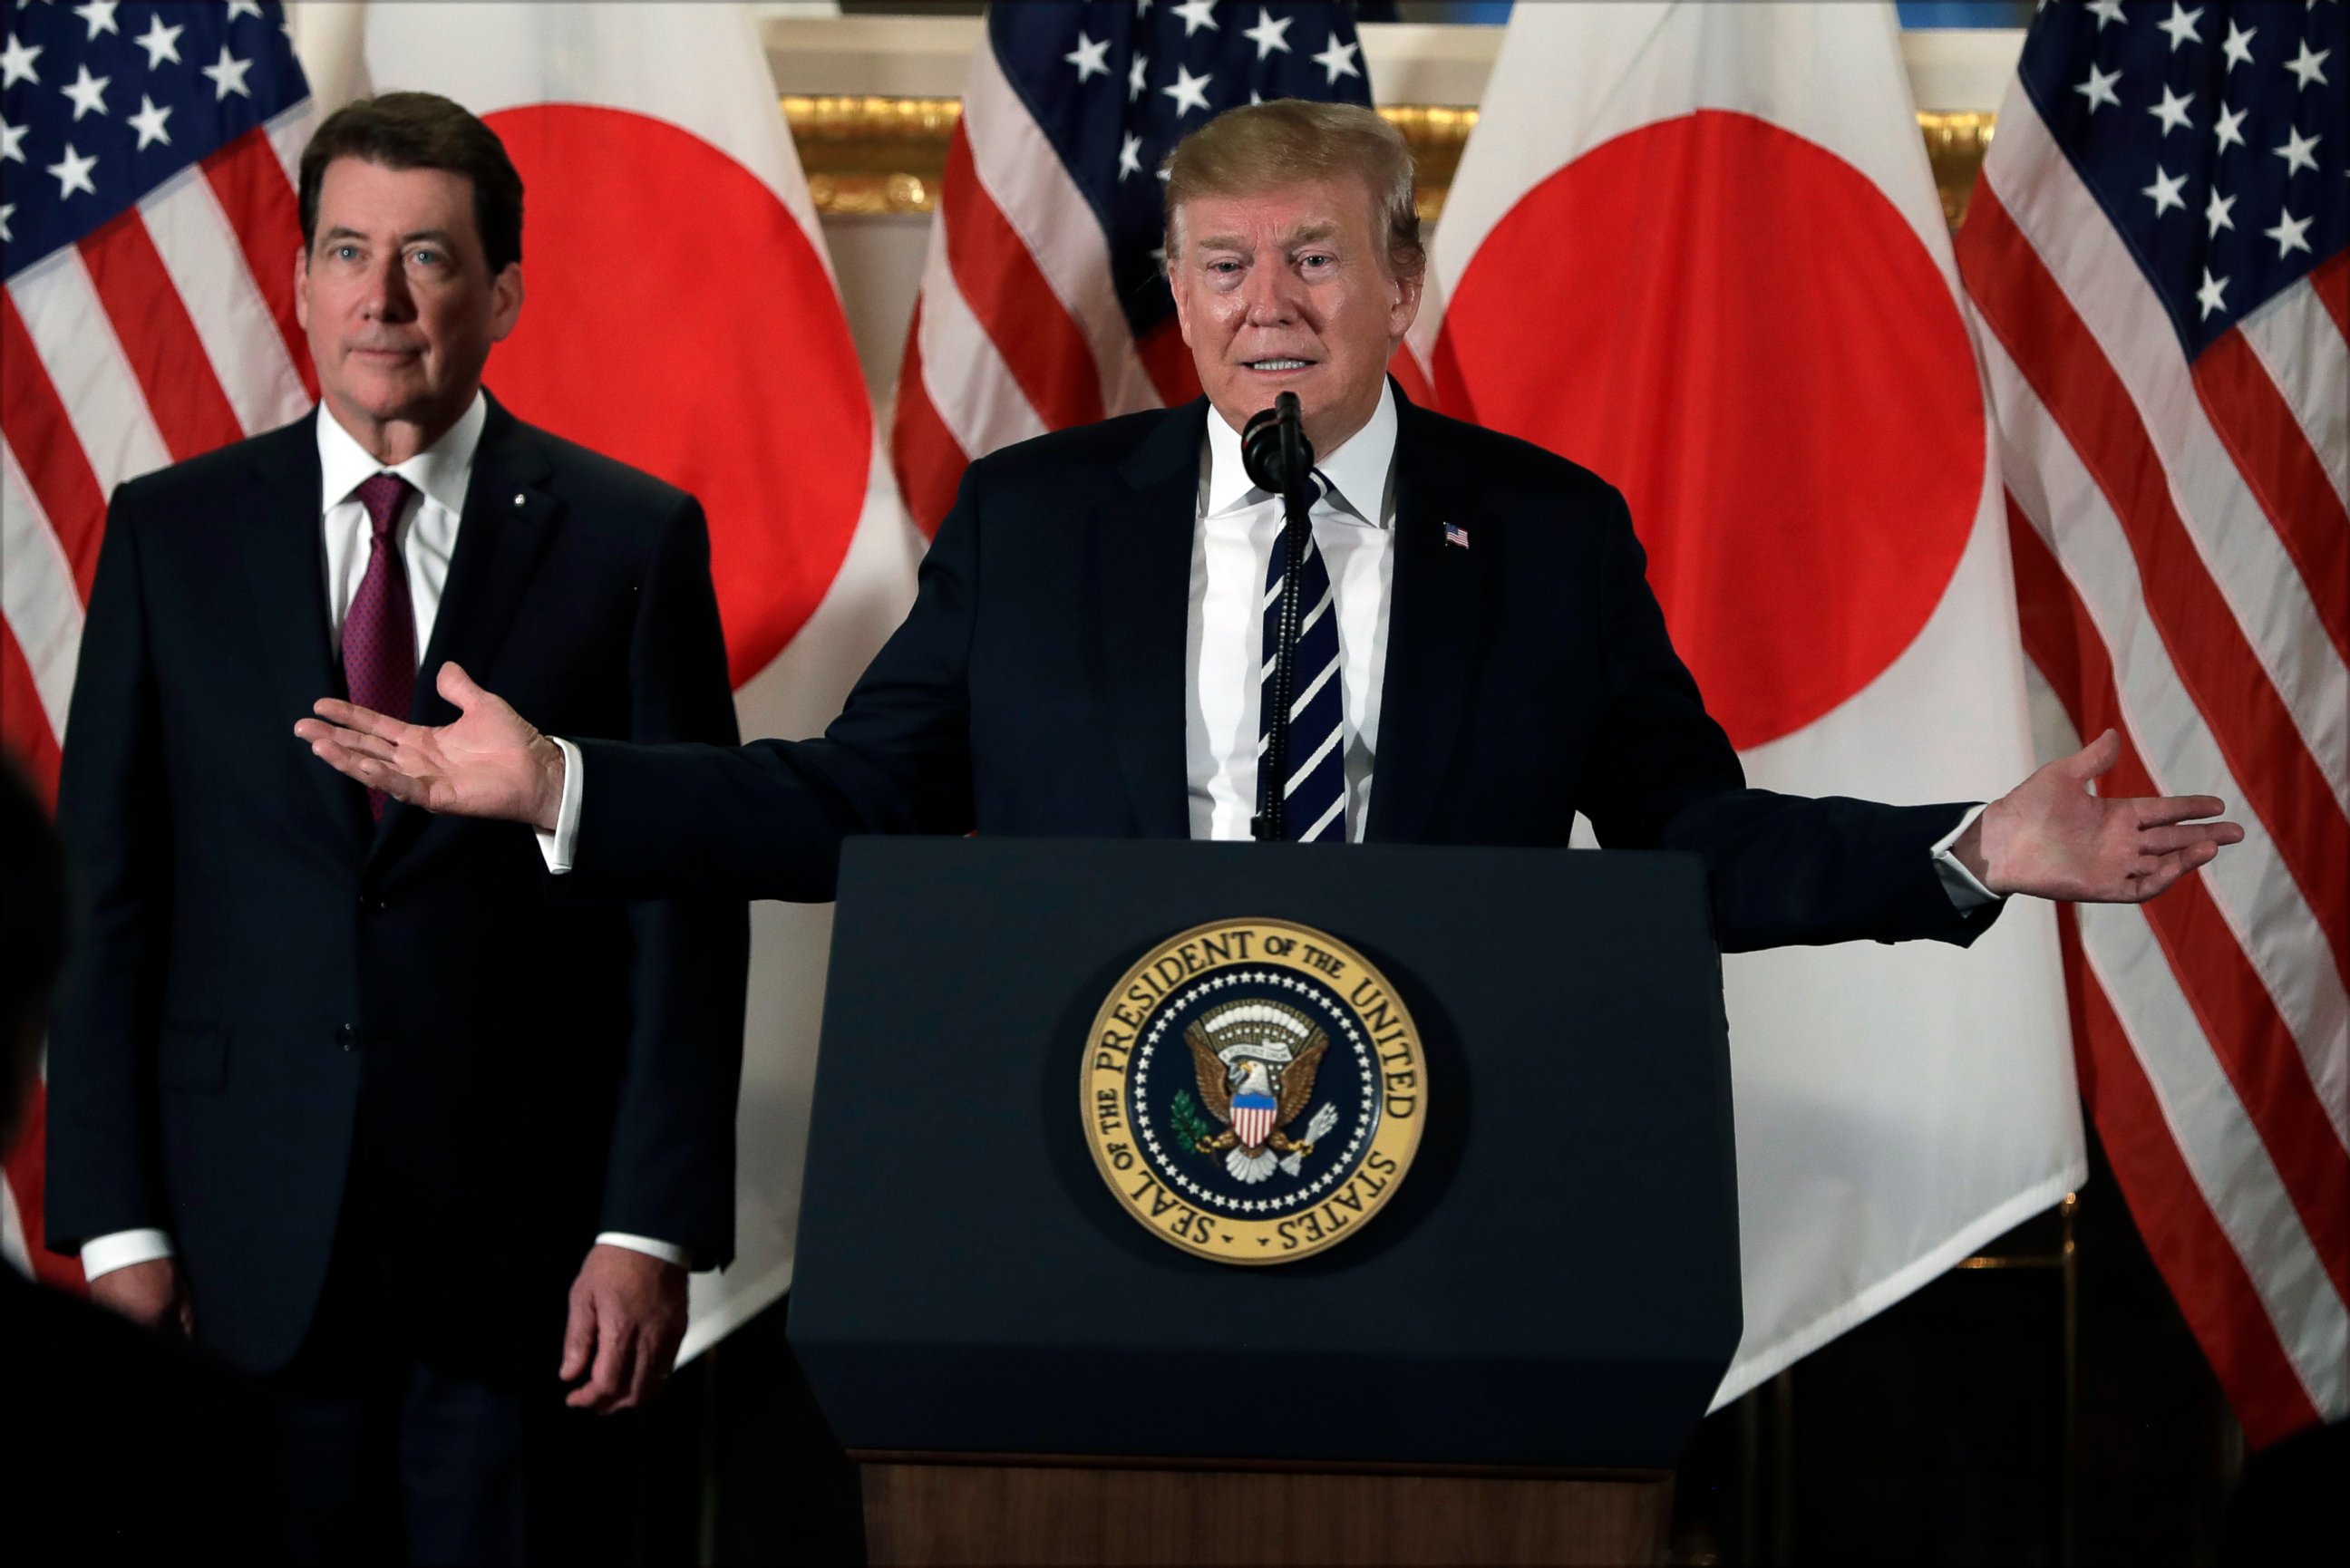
<box><xmin>2022</xmin><ymin>0</ymin><xmax>2346</xmax><ymax>353</ymax></box>
<box><xmin>2</xmin><ymin>0</ymin><xmax>306</xmax><ymax>280</ymax></box>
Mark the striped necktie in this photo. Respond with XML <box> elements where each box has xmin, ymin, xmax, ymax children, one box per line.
<box><xmin>1259</xmin><ymin>479</ymin><xmax>1346</xmax><ymax>842</ymax></box>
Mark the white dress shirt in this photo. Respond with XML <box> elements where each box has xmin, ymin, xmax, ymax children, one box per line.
<box><xmin>82</xmin><ymin>397</ymin><xmax>689</xmax><ymax>1282</ymax></box>
<box><xmin>1189</xmin><ymin>383</ymin><xmax>1399</xmax><ymax>842</ymax></box>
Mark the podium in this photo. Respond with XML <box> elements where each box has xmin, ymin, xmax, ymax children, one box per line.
<box><xmin>789</xmin><ymin>838</ymin><xmax>1740</xmax><ymax>1565</ymax></box>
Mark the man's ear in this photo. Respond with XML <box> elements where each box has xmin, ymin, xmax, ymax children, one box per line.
<box><xmin>490</xmin><ymin>264</ymin><xmax>524</xmax><ymax>343</ymax></box>
<box><xmin>293</xmin><ymin>243</ymin><xmax>310</xmax><ymax>332</ymax></box>
<box><xmin>1387</xmin><ymin>261</ymin><xmax>1424</xmax><ymax>342</ymax></box>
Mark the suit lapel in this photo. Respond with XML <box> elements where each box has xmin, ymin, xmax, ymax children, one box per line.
<box><xmin>1366</xmin><ymin>394</ymin><xmax>1486</xmax><ymax>844</ymax></box>
<box><xmin>1092</xmin><ymin>402</ymin><xmax>1207</xmax><ymax>839</ymax></box>
<box><xmin>231</xmin><ymin>413</ymin><xmax>373</xmax><ymax>845</ymax></box>
<box><xmin>370</xmin><ymin>397</ymin><xmax>560</xmax><ymax>863</ymax></box>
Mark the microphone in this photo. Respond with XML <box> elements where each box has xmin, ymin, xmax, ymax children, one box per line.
<box><xmin>1241</xmin><ymin>392</ymin><xmax>1315</xmax><ymax>497</ymax></box>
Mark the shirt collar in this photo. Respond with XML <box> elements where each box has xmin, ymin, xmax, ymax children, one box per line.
<box><xmin>316</xmin><ymin>389</ymin><xmax>488</xmax><ymax>520</ymax></box>
<box><xmin>1202</xmin><ymin>380</ymin><xmax>1397</xmax><ymax>528</ymax></box>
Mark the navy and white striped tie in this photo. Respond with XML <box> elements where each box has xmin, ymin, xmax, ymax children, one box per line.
<box><xmin>1259</xmin><ymin>482</ymin><xmax>1346</xmax><ymax>843</ymax></box>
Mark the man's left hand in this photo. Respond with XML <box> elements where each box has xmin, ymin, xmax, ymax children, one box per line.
<box><xmin>559</xmin><ymin>1244</ymin><xmax>688</xmax><ymax>1414</ymax></box>
<box><xmin>1955</xmin><ymin>729</ymin><xmax>2245</xmax><ymax>904</ymax></box>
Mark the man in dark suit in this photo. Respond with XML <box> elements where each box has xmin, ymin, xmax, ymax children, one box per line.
<box><xmin>48</xmin><ymin>93</ymin><xmax>747</xmax><ymax>1563</ymax></box>
<box><xmin>297</xmin><ymin>101</ymin><xmax>2238</xmax><ymax>944</ymax></box>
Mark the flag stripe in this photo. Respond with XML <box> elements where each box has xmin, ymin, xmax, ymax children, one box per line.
<box><xmin>0</xmin><ymin>1077</ymin><xmax>81</xmax><ymax>1293</ymax></box>
<box><xmin>2056</xmin><ymin>906</ymin><xmax>2327</xmax><ymax>1447</ymax></box>
<box><xmin>200</xmin><ymin>128</ymin><xmax>318</xmax><ymax>402</ymax></box>
<box><xmin>941</xmin><ymin>122</ymin><xmax>1107</xmax><ymax>435</ymax></box>
<box><xmin>0</xmin><ymin>620</ymin><xmax>63</xmax><ymax>808</ymax></box>
<box><xmin>2082</xmin><ymin>895</ymin><xmax>2350</xmax><ymax>1421</ymax></box>
<box><xmin>0</xmin><ymin>441</ymin><xmax>87</xmax><ymax>747</ymax></box>
<box><xmin>1983</xmin><ymin>333</ymin><xmax>2349</xmax><ymax>1152</ymax></box>
<box><xmin>889</xmin><ymin>313</ymin><xmax>971</xmax><ymax>539</ymax></box>
<box><xmin>2309</xmin><ymin>250</ymin><xmax>2349</xmax><ymax>344</ymax></box>
<box><xmin>140</xmin><ymin>169</ymin><xmax>314</xmax><ymax>439</ymax></box>
<box><xmin>2237</xmin><ymin>276</ymin><xmax>2350</xmax><ymax>513</ymax></box>
<box><xmin>2190</xmin><ymin>334</ymin><xmax>2348</xmax><ymax>659</ymax></box>
<box><xmin>962</xmin><ymin>42</ymin><xmax>1159</xmax><ymax>420</ymax></box>
<box><xmin>914</xmin><ymin>220</ymin><xmax>1050</xmax><ymax>469</ymax></box>
<box><xmin>1981</xmin><ymin>108</ymin><xmax>2350</xmax><ymax>814</ymax></box>
<box><xmin>1965</xmin><ymin>189</ymin><xmax>2350</xmax><ymax>987</ymax></box>
<box><xmin>2001</xmin><ymin>484</ymin><xmax>2350</xmax><ymax>1306</ymax></box>
<box><xmin>0</xmin><ymin>295</ymin><xmax>110</xmax><ymax>600</ymax></box>
<box><xmin>1134</xmin><ymin>315</ymin><xmax>1201</xmax><ymax>408</ymax></box>
<box><xmin>264</xmin><ymin>97</ymin><xmax>315</xmax><ymax>192</ymax></box>
<box><xmin>2013</xmin><ymin>520</ymin><xmax>2347</xmax><ymax>1435</ymax></box>
<box><xmin>77</xmin><ymin>212</ymin><xmax>248</xmax><ymax>465</ymax></box>
<box><xmin>6</xmin><ymin>256</ymin><xmax>177</xmax><ymax>498</ymax></box>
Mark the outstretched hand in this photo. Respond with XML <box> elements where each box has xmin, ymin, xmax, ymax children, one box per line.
<box><xmin>1955</xmin><ymin>730</ymin><xmax>2243</xmax><ymax>904</ymax></box>
<box><xmin>294</xmin><ymin>662</ymin><xmax>567</xmax><ymax>830</ymax></box>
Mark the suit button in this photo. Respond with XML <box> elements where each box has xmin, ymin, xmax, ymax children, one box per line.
<box><xmin>335</xmin><ymin>1024</ymin><xmax>356</xmax><ymax>1050</ymax></box>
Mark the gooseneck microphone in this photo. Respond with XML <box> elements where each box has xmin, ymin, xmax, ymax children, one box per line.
<box><xmin>1244</xmin><ymin>392</ymin><xmax>1317</xmax><ymax>841</ymax></box>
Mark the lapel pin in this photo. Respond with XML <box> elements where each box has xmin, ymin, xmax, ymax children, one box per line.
<box><xmin>1443</xmin><ymin>521</ymin><xmax>1471</xmax><ymax>550</ymax></box>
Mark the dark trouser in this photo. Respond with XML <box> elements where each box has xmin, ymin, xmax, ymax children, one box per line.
<box><xmin>271</xmin><ymin>1193</ymin><xmax>634</xmax><ymax>1565</ymax></box>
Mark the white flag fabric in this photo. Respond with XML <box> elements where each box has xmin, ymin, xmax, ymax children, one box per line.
<box><xmin>295</xmin><ymin>2</ymin><xmax>921</xmax><ymax>1361</ymax></box>
<box><xmin>1413</xmin><ymin>1</ymin><xmax>2083</xmax><ymax>1405</ymax></box>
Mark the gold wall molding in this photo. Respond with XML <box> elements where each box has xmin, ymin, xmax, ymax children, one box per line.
<box><xmin>786</xmin><ymin>97</ymin><xmax>1996</xmax><ymax>231</ymax></box>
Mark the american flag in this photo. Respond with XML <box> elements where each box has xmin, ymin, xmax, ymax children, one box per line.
<box><xmin>1956</xmin><ymin>0</ymin><xmax>2346</xmax><ymax>1445</ymax></box>
<box><xmin>1</xmin><ymin>0</ymin><xmax>316</xmax><ymax>1287</ymax></box>
<box><xmin>889</xmin><ymin>0</ymin><xmax>1374</xmax><ymax>536</ymax></box>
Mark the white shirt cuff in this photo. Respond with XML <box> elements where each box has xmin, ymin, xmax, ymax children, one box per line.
<box><xmin>536</xmin><ymin>736</ymin><xmax>585</xmax><ymax>874</ymax></box>
<box><xmin>81</xmin><ymin>1228</ymin><xmax>176</xmax><ymax>1281</ymax></box>
<box><xmin>1931</xmin><ymin>803</ymin><xmax>1999</xmax><ymax>910</ymax></box>
<box><xmin>595</xmin><ymin>1232</ymin><xmax>692</xmax><ymax>1269</ymax></box>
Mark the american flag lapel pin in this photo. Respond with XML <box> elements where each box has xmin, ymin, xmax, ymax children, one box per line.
<box><xmin>1443</xmin><ymin>521</ymin><xmax>1471</xmax><ymax>550</ymax></box>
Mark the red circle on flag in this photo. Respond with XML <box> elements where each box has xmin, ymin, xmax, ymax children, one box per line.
<box><xmin>1432</xmin><ymin>110</ymin><xmax>1982</xmax><ymax>750</ymax></box>
<box><xmin>483</xmin><ymin>105</ymin><xmax>869</xmax><ymax>686</ymax></box>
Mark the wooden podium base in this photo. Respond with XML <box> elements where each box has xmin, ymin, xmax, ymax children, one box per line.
<box><xmin>855</xmin><ymin>1453</ymin><xmax>1673</xmax><ymax>1566</ymax></box>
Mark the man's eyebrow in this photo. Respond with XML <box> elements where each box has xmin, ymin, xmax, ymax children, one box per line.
<box><xmin>317</xmin><ymin>226</ymin><xmax>458</xmax><ymax>248</ymax></box>
<box><xmin>1191</xmin><ymin>222</ymin><xmax>1341</xmax><ymax>254</ymax></box>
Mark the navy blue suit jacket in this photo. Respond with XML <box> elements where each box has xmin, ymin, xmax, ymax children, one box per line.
<box><xmin>46</xmin><ymin>397</ymin><xmax>749</xmax><ymax>1382</ymax></box>
<box><xmin>568</xmin><ymin>392</ymin><xmax>1994</xmax><ymax>955</ymax></box>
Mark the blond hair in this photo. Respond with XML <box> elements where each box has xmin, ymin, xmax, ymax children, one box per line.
<box><xmin>1161</xmin><ymin>101</ymin><xmax>1423</xmax><ymax>280</ymax></box>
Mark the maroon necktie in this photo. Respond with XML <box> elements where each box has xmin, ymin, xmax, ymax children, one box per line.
<box><xmin>344</xmin><ymin>471</ymin><xmax>417</xmax><ymax>820</ymax></box>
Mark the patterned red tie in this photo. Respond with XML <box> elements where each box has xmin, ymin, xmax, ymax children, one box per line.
<box><xmin>344</xmin><ymin>472</ymin><xmax>417</xmax><ymax>820</ymax></box>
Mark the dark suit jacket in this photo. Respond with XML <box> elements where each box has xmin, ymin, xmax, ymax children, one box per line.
<box><xmin>566</xmin><ymin>391</ymin><xmax>1996</xmax><ymax>953</ymax></box>
<box><xmin>45</xmin><ymin>395</ymin><xmax>749</xmax><ymax>1384</ymax></box>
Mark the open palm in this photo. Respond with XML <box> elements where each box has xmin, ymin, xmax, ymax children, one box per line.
<box><xmin>295</xmin><ymin>662</ymin><xmax>566</xmax><ymax>829</ymax></box>
<box><xmin>1975</xmin><ymin>731</ymin><xmax>2243</xmax><ymax>904</ymax></box>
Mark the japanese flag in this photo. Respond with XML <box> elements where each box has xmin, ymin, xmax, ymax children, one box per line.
<box><xmin>1411</xmin><ymin>1</ymin><xmax>2080</xmax><ymax>1405</ymax></box>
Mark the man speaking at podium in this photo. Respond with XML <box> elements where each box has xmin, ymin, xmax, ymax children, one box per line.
<box><xmin>297</xmin><ymin>102</ymin><xmax>2240</xmax><ymax>939</ymax></box>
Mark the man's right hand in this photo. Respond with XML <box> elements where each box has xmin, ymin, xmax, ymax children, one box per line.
<box><xmin>295</xmin><ymin>662</ymin><xmax>567</xmax><ymax>830</ymax></box>
<box><xmin>89</xmin><ymin>1257</ymin><xmax>194</xmax><ymax>1338</ymax></box>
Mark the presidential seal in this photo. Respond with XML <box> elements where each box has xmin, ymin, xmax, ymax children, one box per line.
<box><xmin>1083</xmin><ymin>919</ymin><xmax>1425</xmax><ymax>1263</ymax></box>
